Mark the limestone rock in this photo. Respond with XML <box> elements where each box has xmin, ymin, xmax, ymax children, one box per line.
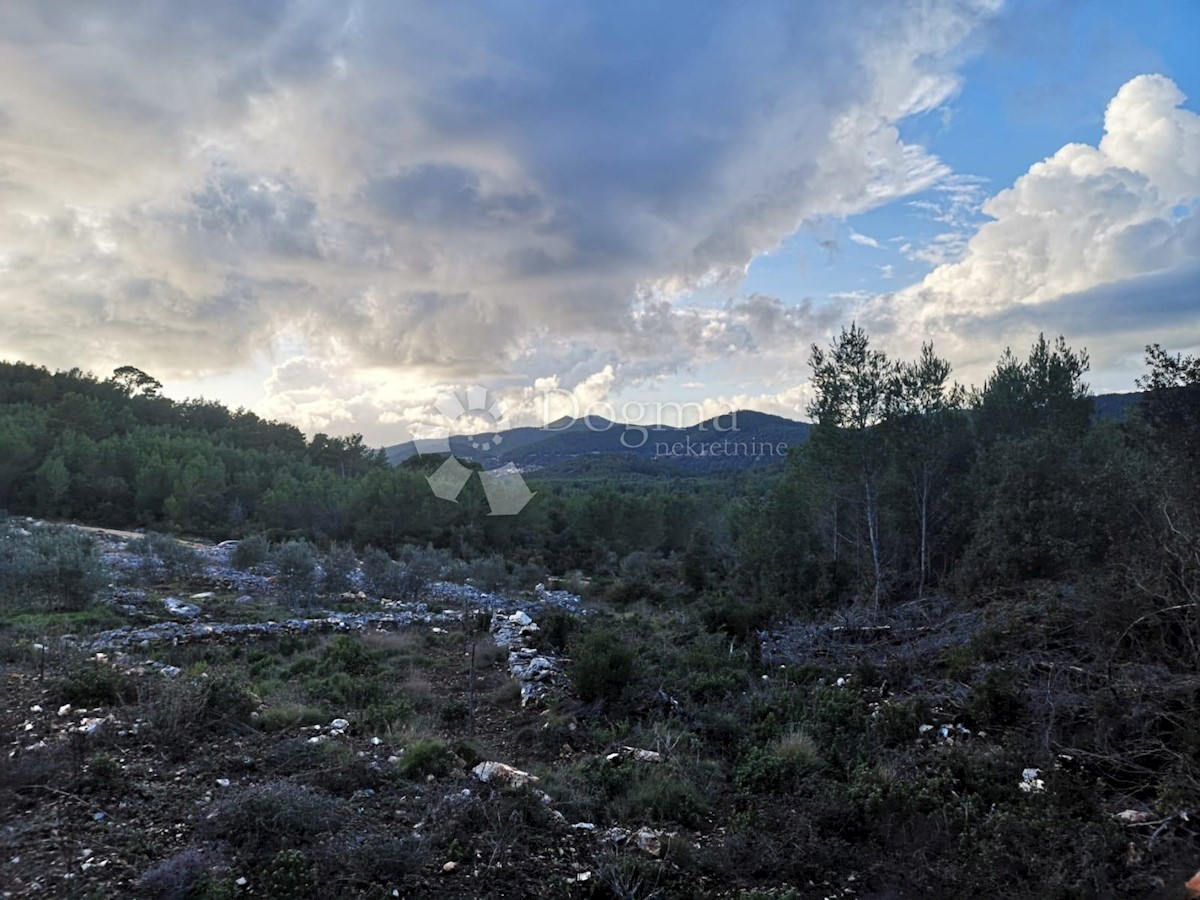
<box><xmin>472</xmin><ymin>761</ymin><xmax>539</xmax><ymax>789</ymax></box>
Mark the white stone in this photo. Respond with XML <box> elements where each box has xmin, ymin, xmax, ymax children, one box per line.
<box><xmin>1019</xmin><ymin>767</ymin><xmax>1045</xmax><ymax>793</ymax></box>
<box><xmin>472</xmin><ymin>761</ymin><xmax>539</xmax><ymax>789</ymax></box>
<box><xmin>625</xmin><ymin>747</ymin><xmax>663</xmax><ymax>764</ymax></box>
<box><xmin>634</xmin><ymin>827</ymin><xmax>663</xmax><ymax>857</ymax></box>
<box><xmin>163</xmin><ymin>597</ymin><xmax>201</xmax><ymax>618</ymax></box>
<box><xmin>1116</xmin><ymin>809</ymin><xmax>1149</xmax><ymax>824</ymax></box>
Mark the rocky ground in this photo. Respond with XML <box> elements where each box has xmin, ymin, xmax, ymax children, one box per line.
<box><xmin>7</xmin><ymin>522</ymin><xmax>1193</xmax><ymax>898</ymax></box>
<box><xmin>0</xmin><ymin>524</ymin><xmax>705</xmax><ymax>899</ymax></box>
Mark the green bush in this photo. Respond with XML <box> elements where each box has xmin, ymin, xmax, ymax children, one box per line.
<box><xmin>0</xmin><ymin>525</ymin><xmax>104</xmax><ymax>612</ymax></box>
<box><xmin>395</xmin><ymin>543</ymin><xmax>453</xmax><ymax>580</ymax></box>
<box><xmin>467</xmin><ymin>554</ymin><xmax>509</xmax><ymax>591</ymax></box>
<box><xmin>322</xmin><ymin>542</ymin><xmax>357</xmax><ymax>595</ymax></box>
<box><xmin>273</xmin><ymin>540</ymin><xmax>317</xmax><ymax>605</ymax></box>
<box><xmin>735</xmin><ymin>731</ymin><xmax>822</xmax><ymax>792</ymax></box>
<box><xmin>51</xmin><ymin>663</ymin><xmax>135</xmax><ymax>707</ymax></box>
<box><xmin>205</xmin><ymin>782</ymin><xmax>347</xmax><ymax>853</ymax></box>
<box><xmin>699</xmin><ymin>592</ymin><xmax>774</xmax><ymax>641</ymax></box>
<box><xmin>260</xmin><ymin>849</ymin><xmax>318</xmax><ymax>899</ymax></box>
<box><xmin>319</xmin><ymin>635</ymin><xmax>378</xmax><ymax>677</ymax></box>
<box><xmin>530</xmin><ymin>607</ymin><xmax>580</xmax><ymax>653</ymax></box>
<box><xmin>362</xmin><ymin>546</ymin><xmax>424</xmax><ymax>599</ymax></box>
<box><xmin>570</xmin><ymin>627</ymin><xmax>635</xmax><ymax>703</ymax></box>
<box><xmin>966</xmin><ymin>667</ymin><xmax>1023</xmax><ymax>728</ymax></box>
<box><xmin>608</xmin><ymin>767</ymin><xmax>709</xmax><ymax>827</ymax></box>
<box><xmin>395</xmin><ymin>737</ymin><xmax>453</xmax><ymax>780</ymax></box>
<box><xmin>259</xmin><ymin>704</ymin><xmax>327</xmax><ymax>732</ymax></box>
<box><xmin>84</xmin><ymin>751</ymin><xmax>125</xmax><ymax>791</ymax></box>
<box><xmin>359</xmin><ymin>697</ymin><xmax>415</xmax><ymax>733</ymax></box>
<box><xmin>134</xmin><ymin>532</ymin><xmax>203</xmax><ymax>583</ymax></box>
<box><xmin>232</xmin><ymin>533</ymin><xmax>270</xmax><ymax>570</ymax></box>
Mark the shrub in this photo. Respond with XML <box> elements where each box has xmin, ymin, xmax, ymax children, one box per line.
<box><xmin>359</xmin><ymin>697</ymin><xmax>415</xmax><ymax>733</ymax></box>
<box><xmin>0</xmin><ymin>745</ymin><xmax>73</xmax><ymax>794</ymax></box>
<box><xmin>513</xmin><ymin>560</ymin><xmax>546</xmax><ymax>589</ymax></box>
<box><xmin>138</xmin><ymin>673</ymin><xmax>256</xmax><ymax>752</ymax></box>
<box><xmin>529</xmin><ymin>608</ymin><xmax>580</xmax><ymax>653</ymax></box>
<box><xmin>735</xmin><ymin>731</ymin><xmax>822</xmax><ymax>793</ymax></box>
<box><xmin>138</xmin><ymin>849</ymin><xmax>212</xmax><ymax>900</ymax></box>
<box><xmin>322</xmin><ymin>542</ymin><xmax>357</xmax><ymax>595</ymax></box>
<box><xmin>605</xmin><ymin>577</ymin><xmax>666</xmax><ymax>607</ymax></box>
<box><xmin>205</xmin><ymin>782</ymin><xmax>347</xmax><ymax>853</ymax></box>
<box><xmin>260</xmin><ymin>849</ymin><xmax>318</xmax><ymax>899</ymax></box>
<box><xmin>362</xmin><ymin>546</ymin><xmax>424</xmax><ymax>600</ymax></box>
<box><xmin>467</xmin><ymin>554</ymin><xmax>509</xmax><ymax>591</ymax></box>
<box><xmin>362</xmin><ymin>546</ymin><xmax>393</xmax><ymax>589</ymax></box>
<box><xmin>967</xmin><ymin>667</ymin><xmax>1023</xmax><ymax>728</ymax></box>
<box><xmin>337</xmin><ymin>833</ymin><xmax>425</xmax><ymax>882</ymax></box>
<box><xmin>699</xmin><ymin>592</ymin><xmax>774</xmax><ymax>641</ymax></box>
<box><xmin>84</xmin><ymin>751</ymin><xmax>125</xmax><ymax>791</ymax></box>
<box><xmin>232</xmin><ymin>533</ymin><xmax>270</xmax><ymax>570</ymax></box>
<box><xmin>395</xmin><ymin>737</ymin><xmax>454</xmax><ymax>780</ymax></box>
<box><xmin>607</xmin><ymin>767</ymin><xmax>709</xmax><ymax>827</ymax></box>
<box><xmin>441</xmin><ymin>558</ymin><xmax>471</xmax><ymax>584</ymax></box>
<box><xmin>134</xmin><ymin>532</ymin><xmax>203</xmax><ymax>583</ymax></box>
<box><xmin>0</xmin><ymin>525</ymin><xmax>104</xmax><ymax>612</ymax></box>
<box><xmin>319</xmin><ymin>635</ymin><xmax>378</xmax><ymax>677</ymax></box>
<box><xmin>259</xmin><ymin>704</ymin><xmax>327</xmax><ymax>732</ymax></box>
<box><xmin>264</xmin><ymin>739</ymin><xmax>383</xmax><ymax>795</ymax></box>
<box><xmin>396</xmin><ymin>543</ymin><xmax>454</xmax><ymax>580</ymax></box>
<box><xmin>273</xmin><ymin>540</ymin><xmax>318</xmax><ymax>605</ymax></box>
<box><xmin>570</xmin><ymin>627</ymin><xmax>635</xmax><ymax>703</ymax></box>
<box><xmin>50</xmin><ymin>663</ymin><xmax>135</xmax><ymax>707</ymax></box>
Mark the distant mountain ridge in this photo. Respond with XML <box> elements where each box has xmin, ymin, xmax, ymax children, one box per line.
<box><xmin>386</xmin><ymin>409</ymin><xmax>811</xmax><ymax>473</ymax></box>
<box><xmin>385</xmin><ymin>391</ymin><xmax>1145</xmax><ymax>475</ymax></box>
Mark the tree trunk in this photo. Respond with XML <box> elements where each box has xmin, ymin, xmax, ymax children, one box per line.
<box><xmin>918</xmin><ymin>468</ymin><xmax>930</xmax><ymax>599</ymax></box>
<box><xmin>864</xmin><ymin>478</ymin><xmax>883</xmax><ymax>609</ymax></box>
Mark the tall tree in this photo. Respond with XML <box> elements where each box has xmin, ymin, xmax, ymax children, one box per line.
<box><xmin>807</xmin><ymin>323</ymin><xmax>893</xmax><ymax>607</ymax></box>
<box><xmin>972</xmin><ymin>334</ymin><xmax>1092</xmax><ymax>443</ymax></box>
<box><xmin>111</xmin><ymin>366</ymin><xmax>163</xmax><ymax>398</ymax></box>
<box><xmin>887</xmin><ymin>343</ymin><xmax>966</xmax><ymax>597</ymax></box>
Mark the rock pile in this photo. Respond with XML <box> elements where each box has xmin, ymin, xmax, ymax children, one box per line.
<box><xmin>488</xmin><ymin>610</ymin><xmax>570</xmax><ymax>707</ymax></box>
<box><xmin>86</xmin><ymin>606</ymin><xmax>461</xmax><ymax>651</ymax></box>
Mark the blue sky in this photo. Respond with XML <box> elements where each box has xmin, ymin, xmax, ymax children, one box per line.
<box><xmin>0</xmin><ymin>1</ymin><xmax>1197</xmax><ymax>440</ymax></box>
<box><xmin>746</xmin><ymin>0</ymin><xmax>1200</xmax><ymax>315</ymax></box>
<box><xmin>657</xmin><ymin>0</ymin><xmax>1200</xmax><ymax>418</ymax></box>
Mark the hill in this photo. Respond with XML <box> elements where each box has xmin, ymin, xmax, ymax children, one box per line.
<box><xmin>386</xmin><ymin>409</ymin><xmax>812</xmax><ymax>473</ymax></box>
<box><xmin>385</xmin><ymin>392</ymin><xmax>1141</xmax><ymax>473</ymax></box>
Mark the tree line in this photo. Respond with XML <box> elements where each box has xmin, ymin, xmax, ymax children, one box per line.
<box><xmin>733</xmin><ymin>326</ymin><xmax>1199</xmax><ymax>630</ymax></box>
<box><xmin>0</xmin><ymin>361</ymin><xmax>719</xmax><ymax>572</ymax></box>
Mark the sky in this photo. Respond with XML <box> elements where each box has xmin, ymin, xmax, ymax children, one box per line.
<box><xmin>0</xmin><ymin>0</ymin><xmax>1197</xmax><ymax>445</ymax></box>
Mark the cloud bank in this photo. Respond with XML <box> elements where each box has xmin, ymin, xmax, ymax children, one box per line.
<box><xmin>0</xmin><ymin>0</ymin><xmax>1001</xmax><ymax>438</ymax></box>
<box><xmin>878</xmin><ymin>74</ymin><xmax>1200</xmax><ymax>384</ymax></box>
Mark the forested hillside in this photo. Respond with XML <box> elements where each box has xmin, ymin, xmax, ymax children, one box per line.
<box><xmin>0</xmin><ymin>362</ymin><xmax>726</xmax><ymax>572</ymax></box>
